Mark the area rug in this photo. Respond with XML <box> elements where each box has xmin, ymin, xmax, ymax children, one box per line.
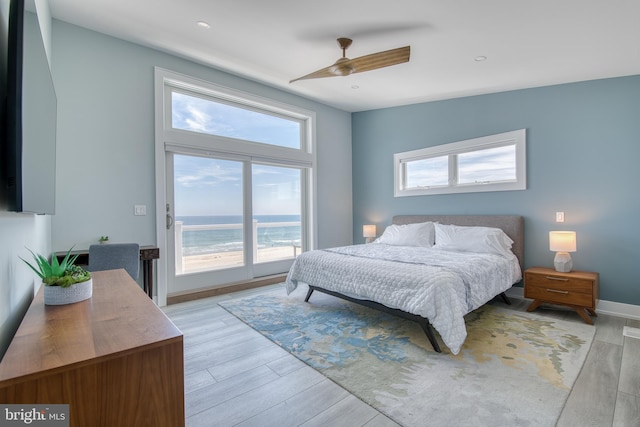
<box><xmin>219</xmin><ymin>289</ymin><xmax>595</xmax><ymax>427</ymax></box>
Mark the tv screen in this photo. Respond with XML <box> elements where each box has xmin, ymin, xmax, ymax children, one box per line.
<box><xmin>0</xmin><ymin>0</ymin><xmax>12</xmax><ymax>208</ymax></box>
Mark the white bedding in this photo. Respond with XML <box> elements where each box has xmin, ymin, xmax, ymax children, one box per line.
<box><xmin>285</xmin><ymin>243</ymin><xmax>522</xmax><ymax>355</ymax></box>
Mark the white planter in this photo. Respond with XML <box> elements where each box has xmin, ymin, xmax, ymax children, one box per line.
<box><xmin>43</xmin><ymin>278</ymin><xmax>93</xmax><ymax>305</ymax></box>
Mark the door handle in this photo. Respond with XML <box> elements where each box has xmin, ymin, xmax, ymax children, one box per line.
<box><xmin>166</xmin><ymin>203</ymin><xmax>173</xmax><ymax>229</ymax></box>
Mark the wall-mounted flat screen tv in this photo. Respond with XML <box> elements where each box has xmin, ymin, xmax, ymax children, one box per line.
<box><xmin>2</xmin><ymin>0</ymin><xmax>56</xmax><ymax>214</ymax></box>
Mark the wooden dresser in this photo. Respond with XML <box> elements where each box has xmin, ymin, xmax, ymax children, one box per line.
<box><xmin>0</xmin><ymin>269</ymin><xmax>185</xmax><ymax>426</ymax></box>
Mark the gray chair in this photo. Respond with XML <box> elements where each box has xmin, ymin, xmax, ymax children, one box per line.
<box><xmin>88</xmin><ymin>243</ymin><xmax>140</xmax><ymax>280</ymax></box>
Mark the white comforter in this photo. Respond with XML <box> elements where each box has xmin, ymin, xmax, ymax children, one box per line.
<box><xmin>285</xmin><ymin>243</ymin><xmax>522</xmax><ymax>355</ymax></box>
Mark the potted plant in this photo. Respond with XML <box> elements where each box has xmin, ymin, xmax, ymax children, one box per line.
<box><xmin>99</xmin><ymin>236</ymin><xmax>109</xmax><ymax>244</ymax></box>
<box><xmin>20</xmin><ymin>247</ymin><xmax>93</xmax><ymax>305</ymax></box>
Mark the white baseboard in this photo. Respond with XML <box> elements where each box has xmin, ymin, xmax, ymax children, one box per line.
<box><xmin>623</xmin><ymin>326</ymin><xmax>640</xmax><ymax>339</ymax></box>
<box><xmin>505</xmin><ymin>287</ymin><xmax>640</xmax><ymax>321</ymax></box>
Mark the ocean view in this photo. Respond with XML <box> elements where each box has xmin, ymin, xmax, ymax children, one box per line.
<box><xmin>176</xmin><ymin>215</ymin><xmax>301</xmax><ymax>256</ymax></box>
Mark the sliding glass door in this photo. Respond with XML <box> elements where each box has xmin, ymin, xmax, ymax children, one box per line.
<box><xmin>166</xmin><ymin>153</ymin><xmax>305</xmax><ymax>294</ymax></box>
<box><xmin>166</xmin><ymin>153</ymin><xmax>248</xmax><ymax>293</ymax></box>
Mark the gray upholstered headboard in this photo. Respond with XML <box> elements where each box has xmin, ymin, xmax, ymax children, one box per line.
<box><xmin>392</xmin><ymin>215</ymin><xmax>524</xmax><ymax>270</ymax></box>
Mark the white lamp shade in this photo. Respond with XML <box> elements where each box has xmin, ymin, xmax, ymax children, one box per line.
<box><xmin>363</xmin><ymin>225</ymin><xmax>376</xmax><ymax>238</ymax></box>
<box><xmin>549</xmin><ymin>231</ymin><xmax>577</xmax><ymax>252</ymax></box>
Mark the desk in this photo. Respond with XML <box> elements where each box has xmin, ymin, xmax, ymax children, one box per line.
<box><xmin>0</xmin><ymin>269</ymin><xmax>185</xmax><ymax>426</ymax></box>
<box><xmin>56</xmin><ymin>245</ymin><xmax>159</xmax><ymax>298</ymax></box>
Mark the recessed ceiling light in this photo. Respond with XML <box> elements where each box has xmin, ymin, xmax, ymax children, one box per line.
<box><xmin>196</xmin><ymin>21</ymin><xmax>211</xmax><ymax>29</ymax></box>
<box><xmin>351</xmin><ymin>85</ymin><xmax>360</xmax><ymax>90</ymax></box>
<box><xmin>474</xmin><ymin>56</ymin><xmax>487</xmax><ymax>62</ymax></box>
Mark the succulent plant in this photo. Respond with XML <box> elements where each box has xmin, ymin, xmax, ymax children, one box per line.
<box><xmin>20</xmin><ymin>247</ymin><xmax>91</xmax><ymax>287</ymax></box>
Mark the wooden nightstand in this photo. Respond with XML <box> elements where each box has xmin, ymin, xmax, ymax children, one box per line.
<box><xmin>524</xmin><ymin>267</ymin><xmax>599</xmax><ymax>324</ymax></box>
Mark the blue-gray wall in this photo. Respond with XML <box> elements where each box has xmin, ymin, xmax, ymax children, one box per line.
<box><xmin>352</xmin><ymin>75</ymin><xmax>640</xmax><ymax>305</ymax></box>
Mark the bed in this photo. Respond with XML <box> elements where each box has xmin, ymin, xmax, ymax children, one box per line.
<box><xmin>285</xmin><ymin>215</ymin><xmax>524</xmax><ymax>355</ymax></box>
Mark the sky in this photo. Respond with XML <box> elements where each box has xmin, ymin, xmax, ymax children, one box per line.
<box><xmin>173</xmin><ymin>155</ymin><xmax>301</xmax><ymax>217</ymax></box>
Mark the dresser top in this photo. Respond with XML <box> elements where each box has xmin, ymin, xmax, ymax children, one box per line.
<box><xmin>525</xmin><ymin>266</ymin><xmax>599</xmax><ymax>280</ymax></box>
<box><xmin>0</xmin><ymin>269</ymin><xmax>182</xmax><ymax>384</ymax></box>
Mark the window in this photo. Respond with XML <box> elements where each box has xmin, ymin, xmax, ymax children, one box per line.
<box><xmin>161</xmin><ymin>72</ymin><xmax>314</xmax><ymax>167</ymax></box>
<box><xmin>156</xmin><ymin>68</ymin><xmax>316</xmax><ymax>297</ymax></box>
<box><xmin>394</xmin><ymin>129</ymin><xmax>526</xmax><ymax>197</ymax></box>
<box><xmin>171</xmin><ymin>90</ymin><xmax>302</xmax><ymax>150</ymax></box>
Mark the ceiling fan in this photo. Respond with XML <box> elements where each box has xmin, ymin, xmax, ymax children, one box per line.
<box><xmin>290</xmin><ymin>38</ymin><xmax>410</xmax><ymax>83</ymax></box>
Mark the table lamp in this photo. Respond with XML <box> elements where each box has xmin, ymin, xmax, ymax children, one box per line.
<box><xmin>363</xmin><ymin>225</ymin><xmax>376</xmax><ymax>244</ymax></box>
<box><xmin>549</xmin><ymin>231</ymin><xmax>577</xmax><ymax>272</ymax></box>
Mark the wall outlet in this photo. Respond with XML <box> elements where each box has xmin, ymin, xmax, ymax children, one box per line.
<box><xmin>556</xmin><ymin>212</ymin><xmax>565</xmax><ymax>222</ymax></box>
<box><xmin>134</xmin><ymin>205</ymin><xmax>147</xmax><ymax>216</ymax></box>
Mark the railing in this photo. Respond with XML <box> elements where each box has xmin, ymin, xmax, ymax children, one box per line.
<box><xmin>174</xmin><ymin>220</ymin><xmax>300</xmax><ymax>274</ymax></box>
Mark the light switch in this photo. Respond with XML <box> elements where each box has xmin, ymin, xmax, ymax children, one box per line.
<box><xmin>134</xmin><ymin>205</ymin><xmax>147</xmax><ymax>216</ymax></box>
<box><xmin>556</xmin><ymin>212</ymin><xmax>564</xmax><ymax>223</ymax></box>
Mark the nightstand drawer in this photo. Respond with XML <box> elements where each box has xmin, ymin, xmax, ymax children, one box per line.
<box><xmin>524</xmin><ymin>273</ymin><xmax>593</xmax><ymax>294</ymax></box>
<box><xmin>525</xmin><ymin>284</ymin><xmax>594</xmax><ymax>306</ymax></box>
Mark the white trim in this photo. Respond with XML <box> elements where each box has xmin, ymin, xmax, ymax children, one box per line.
<box><xmin>622</xmin><ymin>326</ymin><xmax>640</xmax><ymax>339</ymax></box>
<box><xmin>164</xmin><ymin>141</ymin><xmax>313</xmax><ymax>168</ymax></box>
<box><xmin>505</xmin><ymin>287</ymin><xmax>640</xmax><ymax>321</ymax></box>
<box><xmin>154</xmin><ymin>68</ymin><xmax>168</xmax><ymax>306</ymax></box>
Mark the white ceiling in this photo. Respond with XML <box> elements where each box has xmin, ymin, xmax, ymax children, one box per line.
<box><xmin>48</xmin><ymin>0</ymin><xmax>640</xmax><ymax>112</ymax></box>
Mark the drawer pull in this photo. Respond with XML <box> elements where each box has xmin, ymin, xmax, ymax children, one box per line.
<box><xmin>546</xmin><ymin>289</ymin><xmax>569</xmax><ymax>294</ymax></box>
<box><xmin>545</xmin><ymin>276</ymin><xmax>569</xmax><ymax>282</ymax></box>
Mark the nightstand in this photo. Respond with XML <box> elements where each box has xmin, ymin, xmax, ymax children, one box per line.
<box><xmin>524</xmin><ymin>267</ymin><xmax>599</xmax><ymax>324</ymax></box>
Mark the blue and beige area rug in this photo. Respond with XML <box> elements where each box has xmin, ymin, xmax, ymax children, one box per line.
<box><xmin>220</xmin><ymin>288</ymin><xmax>595</xmax><ymax>427</ymax></box>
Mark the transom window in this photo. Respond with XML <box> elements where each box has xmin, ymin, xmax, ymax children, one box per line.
<box><xmin>171</xmin><ymin>90</ymin><xmax>302</xmax><ymax>150</ymax></box>
<box><xmin>394</xmin><ymin>129</ymin><xmax>526</xmax><ymax>197</ymax></box>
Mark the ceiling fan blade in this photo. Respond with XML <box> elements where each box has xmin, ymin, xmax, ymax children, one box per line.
<box><xmin>289</xmin><ymin>65</ymin><xmax>336</xmax><ymax>83</ymax></box>
<box><xmin>348</xmin><ymin>46</ymin><xmax>410</xmax><ymax>74</ymax></box>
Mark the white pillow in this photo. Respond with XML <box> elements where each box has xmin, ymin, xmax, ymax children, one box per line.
<box><xmin>434</xmin><ymin>223</ymin><xmax>514</xmax><ymax>257</ymax></box>
<box><xmin>375</xmin><ymin>222</ymin><xmax>435</xmax><ymax>247</ymax></box>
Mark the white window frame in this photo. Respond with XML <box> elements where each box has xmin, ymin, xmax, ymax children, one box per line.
<box><xmin>394</xmin><ymin>129</ymin><xmax>526</xmax><ymax>197</ymax></box>
<box><xmin>153</xmin><ymin>67</ymin><xmax>317</xmax><ymax>306</ymax></box>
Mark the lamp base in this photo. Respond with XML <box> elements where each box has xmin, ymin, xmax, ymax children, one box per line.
<box><xmin>554</xmin><ymin>252</ymin><xmax>573</xmax><ymax>272</ymax></box>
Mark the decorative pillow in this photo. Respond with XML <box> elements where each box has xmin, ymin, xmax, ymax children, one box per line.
<box><xmin>434</xmin><ymin>223</ymin><xmax>514</xmax><ymax>257</ymax></box>
<box><xmin>375</xmin><ymin>222</ymin><xmax>436</xmax><ymax>247</ymax></box>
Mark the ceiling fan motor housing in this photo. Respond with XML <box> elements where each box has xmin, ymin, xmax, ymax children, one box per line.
<box><xmin>329</xmin><ymin>57</ymin><xmax>355</xmax><ymax>76</ymax></box>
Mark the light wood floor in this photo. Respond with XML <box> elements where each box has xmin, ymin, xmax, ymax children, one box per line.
<box><xmin>162</xmin><ymin>284</ymin><xmax>640</xmax><ymax>427</ymax></box>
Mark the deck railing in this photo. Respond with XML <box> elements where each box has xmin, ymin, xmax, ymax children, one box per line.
<box><xmin>174</xmin><ymin>220</ymin><xmax>300</xmax><ymax>274</ymax></box>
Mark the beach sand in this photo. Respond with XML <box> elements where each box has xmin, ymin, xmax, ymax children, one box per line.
<box><xmin>181</xmin><ymin>245</ymin><xmax>298</xmax><ymax>274</ymax></box>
